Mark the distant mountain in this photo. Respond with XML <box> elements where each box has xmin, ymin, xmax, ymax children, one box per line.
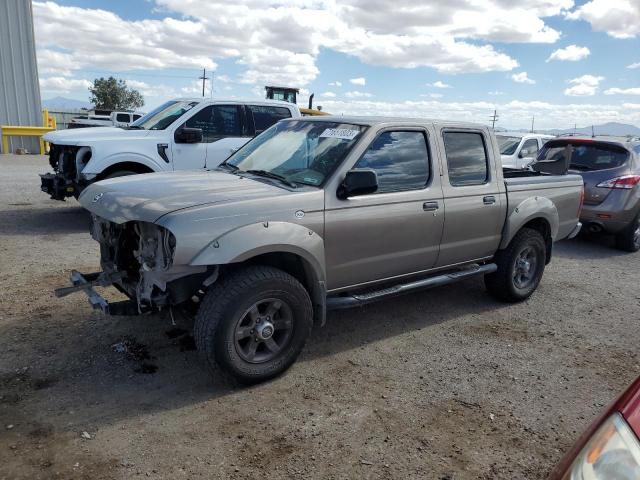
<box><xmin>541</xmin><ymin>122</ymin><xmax>640</xmax><ymax>137</ymax></box>
<box><xmin>42</xmin><ymin>96</ymin><xmax>92</xmax><ymax>110</ymax></box>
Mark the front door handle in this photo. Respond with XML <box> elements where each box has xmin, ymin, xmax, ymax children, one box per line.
<box><xmin>483</xmin><ymin>196</ymin><xmax>496</xmax><ymax>205</ymax></box>
<box><xmin>423</xmin><ymin>201</ymin><xmax>439</xmax><ymax>211</ymax></box>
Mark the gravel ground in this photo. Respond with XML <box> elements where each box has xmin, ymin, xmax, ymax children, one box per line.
<box><xmin>1</xmin><ymin>154</ymin><xmax>639</xmax><ymax>480</ymax></box>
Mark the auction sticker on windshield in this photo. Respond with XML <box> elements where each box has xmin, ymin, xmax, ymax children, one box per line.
<box><xmin>319</xmin><ymin>128</ymin><xmax>360</xmax><ymax>140</ymax></box>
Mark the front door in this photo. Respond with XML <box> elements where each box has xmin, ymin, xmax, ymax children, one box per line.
<box><xmin>171</xmin><ymin>105</ymin><xmax>211</xmax><ymax>170</ymax></box>
<box><xmin>205</xmin><ymin>105</ymin><xmax>250</xmax><ymax>168</ymax></box>
<box><xmin>324</xmin><ymin>129</ymin><xmax>444</xmax><ymax>290</ymax></box>
<box><xmin>436</xmin><ymin>129</ymin><xmax>505</xmax><ymax>267</ymax></box>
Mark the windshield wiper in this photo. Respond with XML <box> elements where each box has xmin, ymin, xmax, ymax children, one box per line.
<box><xmin>125</xmin><ymin>125</ymin><xmax>144</xmax><ymax>130</ymax></box>
<box><xmin>245</xmin><ymin>169</ymin><xmax>297</xmax><ymax>188</ymax></box>
<box><xmin>218</xmin><ymin>161</ymin><xmax>239</xmax><ymax>172</ymax></box>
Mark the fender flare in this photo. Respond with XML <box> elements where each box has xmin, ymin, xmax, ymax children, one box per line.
<box><xmin>500</xmin><ymin>196</ymin><xmax>559</xmax><ymax>249</ymax></box>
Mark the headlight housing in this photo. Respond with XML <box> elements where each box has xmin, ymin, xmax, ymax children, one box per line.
<box><xmin>563</xmin><ymin>413</ymin><xmax>640</xmax><ymax>480</ymax></box>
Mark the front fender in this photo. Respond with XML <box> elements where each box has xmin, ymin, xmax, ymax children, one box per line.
<box><xmin>83</xmin><ymin>151</ymin><xmax>167</xmax><ymax>175</ymax></box>
<box><xmin>189</xmin><ymin>221</ymin><xmax>326</xmax><ymax>283</ymax></box>
<box><xmin>500</xmin><ymin>196</ymin><xmax>559</xmax><ymax>249</ymax></box>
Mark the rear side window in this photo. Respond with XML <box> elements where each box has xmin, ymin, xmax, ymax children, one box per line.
<box><xmin>355</xmin><ymin>131</ymin><xmax>430</xmax><ymax>193</ymax></box>
<box><xmin>116</xmin><ymin>113</ymin><xmax>130</xmax><ymax>123</ymax></box>
<box><xmin>443</xmin><ymin>132</ymin><xmax>489</xmax><ymax>186</ymax></box>
<box><xmin>249</xmin><ymin>105</ymin><xmax>292</xmax><ymax>133</ymax></box>
<box><xmin>538</xmin><ymin>141</ymin><xmax>629</xmax><ymax>171</ymax></box>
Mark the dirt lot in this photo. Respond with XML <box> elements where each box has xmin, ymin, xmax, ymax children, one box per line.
<box><xmin>1</xmin><ymin>154</ymin><xmax>638</xmax><ymax>480</ymax></box>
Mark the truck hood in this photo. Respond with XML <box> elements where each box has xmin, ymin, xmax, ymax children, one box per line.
<box><xmin>79</xmin><ymin>170</ymin><xmax>288</xmax><ymax>224</ymax></box>
<box><xmin>43</xmin><ymin>127</ymin><xmax>155</xmax><ymax>145</ymax></box>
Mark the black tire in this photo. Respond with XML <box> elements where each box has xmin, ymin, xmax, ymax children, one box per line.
<box><xmin>615</xmin><ymin>215</ymin><xmax>640</xmax><ymax>252</ymax></box>
<box><xmin>103</xmin><ymin>170</ymin><xmax>138</xmax><ymax>180</ymax></box>
<box><xmin>194</xmin><ymin>265</ymin><xmax>313</xmax><ymax>385</ymax></box>
<box><xmin>484</xmin><ymin>228</ymin><xmax>546</xmax><ymax>303</ymax></box>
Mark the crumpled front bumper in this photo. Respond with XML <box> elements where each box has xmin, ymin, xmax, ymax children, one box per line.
<box><xmin>54</xmin><ymin>270</ymin><xmax>142</xmax><ymax>315</ymax></box>
<box><xmin>40</xmin><ymin>172</ymin><xmax>80</xmax><ymax>200</ymax></box>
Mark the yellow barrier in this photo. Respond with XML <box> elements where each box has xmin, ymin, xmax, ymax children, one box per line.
<box><xmin>1</xmin><ymin>109</ymin><xmax>57</xmax><ymax>155</ymax></box>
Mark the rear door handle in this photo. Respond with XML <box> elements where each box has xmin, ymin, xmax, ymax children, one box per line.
<box><xmin>483</xmin><ymin>196</ymin><xmax>496</xmax><ymax>205</ymax></box>
<box><xmin>423</xmin><ymin>201</ymin><xmax>439</xmax><ymax>211</ymax></box>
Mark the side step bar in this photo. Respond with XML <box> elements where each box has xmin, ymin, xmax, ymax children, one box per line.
<box><xmin>326</xmin><ymin>263</ymin><xmax>497</xmax><ymax>310</ymax></box>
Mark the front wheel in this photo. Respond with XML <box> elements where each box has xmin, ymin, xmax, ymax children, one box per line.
<box><xmin>485</xmin><ymin>228</ymin><xmax>546</xmax><ymax>302</ymax></box>
<box><xmin>194</xmin><ymin>265</ymin><xmax>313</xmax><ymax>385</ymax></box>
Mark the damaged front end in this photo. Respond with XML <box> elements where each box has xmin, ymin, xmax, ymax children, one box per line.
<box><xmin>56</xmin><ymin>216</ymin><xmax>216</xmax><ymax>315</ymax></box>
<box><xmin>40</xmin><ymin>144</ymin><xmax>92</xmax><ymax>200</ymax></box>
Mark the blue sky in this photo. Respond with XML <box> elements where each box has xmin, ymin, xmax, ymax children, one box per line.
<box><xmin>34</xmin><ymin>0</ymin><xmax>640</xmax><ymax>129</ymax></box>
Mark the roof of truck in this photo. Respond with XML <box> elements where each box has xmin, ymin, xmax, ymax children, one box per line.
<box><xmin>176</xmin><ymin>97</ymin><xmax>298</xmax><ymax>107</ymax></box>
<box><xmin>496</xmin><ymin>131</ymin><xmax>555</xmax><ymax>139</ymax></box>
<box><xmin>283</xmin><ymin>115</ymin><xmax>489</xmax><ymax>129</ymax></box>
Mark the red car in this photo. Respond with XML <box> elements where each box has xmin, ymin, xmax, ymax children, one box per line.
<box><xmin>550</xmin><ymin>376</ymin><xmax>640</xmax><ymax>479</ymax></box>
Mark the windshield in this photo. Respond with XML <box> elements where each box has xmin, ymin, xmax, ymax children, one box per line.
<box><xmin>537</xmin><ymin>141</ymin><xmax>629</xmax><ymax>171</ymax></box>
<box><xmin>130</xmin><ymin>100</ymin><xmax>199</xmax><ymax>130</ymax></box>
<box><xmin>496</xmin><ymin>135</ymin><xmax>522</xmax><ymax>155</ymax></box>
<box><xmin>224</xmin><ymin>120</ymin><xmax>366</xmax><ymax>187</ymax></box>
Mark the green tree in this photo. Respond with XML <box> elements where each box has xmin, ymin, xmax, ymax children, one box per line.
<box><xmin>88</xmin><ymin>77</ymin><xmax>144</xmax><ymax>111</ymax></box>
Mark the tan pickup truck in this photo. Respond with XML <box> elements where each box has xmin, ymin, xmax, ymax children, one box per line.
<box><xmin>56</xmin><ymin>116</ymin><xmax>584</xmax><ymax>384</ymax></box>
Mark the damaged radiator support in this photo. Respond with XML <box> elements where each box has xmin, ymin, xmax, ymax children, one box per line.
<box><xmin>54</xmin><ymin>270</ymin><xmax>141</xmax><ymax>315</ymax></box>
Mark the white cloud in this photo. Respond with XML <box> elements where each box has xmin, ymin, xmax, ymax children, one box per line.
<box><xmin>427</xmin><ymin>81</ymin><xmax>451</xmax><ymax>88</ymax></box>
<box><xmin>321</xmin><ymin>91</ymin><xmax>337</xmax><ymax>97</ymax></box>
<box><xmin>349</xmin><ymin>77</ymin><xmax>366</xmax><ymax>86</ymax></box>
<box><xmin>316</xmin><ymin>97</ymin><xmax>640</xmax><ymax>130</ymax></box>
<box><xmin>420</xmin><ymin>93</ymin><xmax>444</xmax><ymax>98</ymax></box>
<box><xmin>489</xmin><ymin>91</ymin><xmax>504</xmax><ymax>96</ymax></box>
<box><xmin>215</xmin><ymin>74</ymin><xmax>232</xmax><ymax>83</ymax></box>
<box><xmin>32</xmin><ymin>0</ymin><xmax>573</xmax><ymax>88</ymax></box>
<box><xmin>605</xmin><ymin>87</ymin><xmax>640</xmax><ymax>95</ymax></box>
<box><xmin>564</xmin><ymin>74</ymin><xmax>604</xmax><ymax>96</ymax></box>
<box><xmin>511</xmin><ymin>72</ymin><xmax>536</xmax><ymax>84</ymax></box>
<box><xmin>547</xmin><ymin>44</ymin><xmax>590</xmax><ymax>62</ymax></box>
<box><xmin>623</xmin><ymin>103</ymin><xmax>640</xmax><ymax>109</ymax></box>
<box><xmin>329</xmin><ymin>81</ymin><xmax>342</xmax><ymax>87</ymax></box>
<box><xmin>345</xmin><ymin>90</ymin><xmax>373</xmax><ymax>98</ymax></box>
<box><xmin>126</xmin><ymin>80</ymin><xmax>177</xmax><ymax>98</ymax></box>
<box><xmin>39</xmin><ymin>76</ymin><xmax>91</xmax><ymax>93</ymax></box>
<box><xmin>567</xmin><ymin>0</ymin><xmax>640</xmax><ymax>39</ymax></box>
<box><xmin>627</xmin><ymin>62</ymin><xmax>640</xmax><ymax>69</ymax></box>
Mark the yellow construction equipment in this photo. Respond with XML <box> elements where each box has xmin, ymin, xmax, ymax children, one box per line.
<box><xmin>1</xmin><ymin>109</ymin><xmax>56</xmax><ymax>154</ymax></box>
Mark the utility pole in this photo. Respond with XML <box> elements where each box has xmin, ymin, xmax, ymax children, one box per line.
<box><xmin>489</xmin><ymin>109</ymin><xmax>499</xmax><ymax>129</ymax></box>
<box><xmin>210</xmin><ymin>71</ymin><xmax>214</xmax><ymax>98</ymax></box>
<box><xmin>531</xmin><ymin>115</ymin><xmax>535</xmax><ymax>133</ymax></box>
<box><xmin>198</xmin><ymin>68</ymin><xmax>209</xmax><ymax>97</ymax></box>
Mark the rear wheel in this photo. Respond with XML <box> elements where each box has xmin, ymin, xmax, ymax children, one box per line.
<box><xmin>485</xmin><ymin>228</ymin><xmax>546</xmax><ymax>302</ymax></box>
<box><xmin>615</xmin><ymin>215</ymin><xmax>640</xmax><ymax>252</ymax></box>
<box><xmin>194</xmin><ymin>265</ymin><xmax>313</xmax><ymax>385</ymax></box>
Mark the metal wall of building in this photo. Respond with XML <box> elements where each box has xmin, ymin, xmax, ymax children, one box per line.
<box><xmin>0</xmin><ymin>0</ymin><xmax>42</xmax><ymax>153</ymax></box>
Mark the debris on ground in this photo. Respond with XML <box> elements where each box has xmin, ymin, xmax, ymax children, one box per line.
<box><xmin>80</xmin><ymin>431</ymin><xmax>91</xmax><ymax>440</ymax></box>
<box><xmin>111</xmin><ymin>336</ymin><xmax>150</xmax><ymax>361</ymax></box>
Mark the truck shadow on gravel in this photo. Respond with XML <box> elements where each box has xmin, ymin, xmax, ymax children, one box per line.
<box><xmin>554</xmin><ymin>236</ymin><xmax>631</xmax><ymax>260</ymax></box>
<box><xmin>0</xmin><ymin>206</ymin><xmax>90</xmax><ymax>235</ymax></box>
<box><xmin>0</xmin><ymin>277</ymin><xmax>508</xmax><ymax>435</ymax></box>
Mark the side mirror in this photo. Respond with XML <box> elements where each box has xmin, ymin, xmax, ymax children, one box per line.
<box><xmin>174</xmin><ymin>127</ymin><xmax>203</xmax><ymax>144</ymax></box>
<box><xmin>337</xmin><ymin>169</ymin><xmax>378</xmax><ymax>199</ymax></box>
<box><xmin>518</xmin><ymin>149</ymin><xmax>529</xmax><ymax>158</ymax></box>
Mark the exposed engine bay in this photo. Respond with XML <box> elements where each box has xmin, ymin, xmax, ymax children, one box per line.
<box><xmin>40</xmin><ymin>144</ymin><xmax>92</xmax><ymax>200</ymax></box>
<box><xmin>89</xmin><ymin>215</ymin><xmax>213</xmax><ymax>312</ymax></box>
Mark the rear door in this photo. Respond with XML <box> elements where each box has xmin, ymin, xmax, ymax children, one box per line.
<box><xmin>324</xmin><ymin>127</ymin><xmax>445</xmax><ymax>290</ymax></box>
<box><xmin>436</xmin><ymin>129</ymin><xmax>505</xmax><ymax>267</ymax></box>
<box><xmin>247</xmin><ymin>105</ymin><xmax>293</xmax><ymax>135</ymax></box>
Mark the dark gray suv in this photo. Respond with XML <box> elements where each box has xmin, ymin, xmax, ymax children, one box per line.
<box><xmin>536</xmin><ymin>136</ymin><xmax>640</xmax><ymax>252</ymax></box>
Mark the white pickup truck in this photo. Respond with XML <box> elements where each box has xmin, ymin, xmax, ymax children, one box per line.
<box><xmin>41</xmin><ymin>98</ymin><xmax>300</xmax><ymax>200</ymax></box>
<box><xmin>68</xmin><ymin>111</ymin><xmax>145</xmax><ymax>129</ymax></box>
<box><xmin>496</xmin><ymin>132</ymin><xmax>554</xmax><ymax>170</ymax></box>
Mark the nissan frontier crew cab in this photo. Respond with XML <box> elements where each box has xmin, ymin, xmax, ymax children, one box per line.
<box><xmin>56</xmin><ymin>116</ymin><xmax>584</xmax><ymax>384</ymax></box>
<box><xmin>40</xmin><ymin>98</ymin><xmax>300</xmax><ymax>200</ymax></box>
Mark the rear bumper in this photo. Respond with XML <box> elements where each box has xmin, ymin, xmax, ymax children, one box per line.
<box><xmin>580</xmin><ymin>207</ymin><xmax>636</xmax><ymax>233</ymax></box>
<box><xmin>40</xmin><ymin>172</ymin><xmax>82</xmax><ymax>201</ymax></box>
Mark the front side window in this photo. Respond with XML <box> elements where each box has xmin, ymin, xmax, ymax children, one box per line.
<box><xmin>131</xmin><ymin>100</ymin><xmax>199</xmax><ymax>130</ymax></box>
<box><xmin>182</xmin><ymin>105</ymin><xmax>242</xmax><ymax>142</ymax></box>
<box><xmin>226</xmin><ymin>121</ymin><xmax>365</xmax><ymax>187</ymax></box>
<box><xmin>521</xmin><ymin>139</ymin><xmax>539</xmax><ymax>157</ymax></box>
<box><xmin>249</xmin><ymin>105</ymin><xmax>292</xmax><ymax>133</ymax></box>
<box><xmin>496</xmin><ymin>135</ymin><xmax>522</xmax><ymax>155</ymax></box>
<box><xmin>355</xmin><ymin>131</ymin><xmax>430</xmax><ymax>193</ymax></box>
<box><xmin>443</xmin><ymin>132</ymin><xmax>489</xmax><ymax>186</ymax></box>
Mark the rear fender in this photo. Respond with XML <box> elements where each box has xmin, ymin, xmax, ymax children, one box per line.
<box><xmin>500</xmin><ymin>196</ymin><xmax>559</xmax><ymax>249</ymax></box>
